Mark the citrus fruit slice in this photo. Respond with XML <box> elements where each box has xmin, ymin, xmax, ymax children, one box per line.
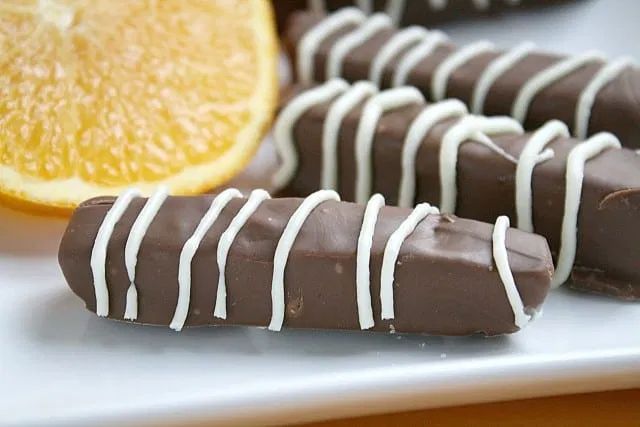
<box><xmin>0</xmin><ymin>0</ymin><xmax>278</xmax><ymax>212</ymax></box>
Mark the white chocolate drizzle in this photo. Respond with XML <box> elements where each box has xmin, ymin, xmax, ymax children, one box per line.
<box><xmin>305</xmin><ymin>0</ymin><xmax>514</xmax><ymax>19</ymax></box>
<box><xmin>356</xmin><ymin>194</ymin><xmax>385</xmax><ymax>329</ymax></box>
<box><xmin>170</xmin><ymin>188</ymin><xmax>242</xmax><ymax>331</ymax></box>
<box><xmin>355</xmin><ymin>87</ymin><xmax>425</xmax><ymax>203</ymax></box>
<box><xmin>515</xmin><ymin>120</ymin><xmax>568</xmax><ymax>232</ymax></box>
<box><xmin>431</xmin><ymin>0</ymin><xmax>505</xmax><ymax>11</ymax></box>
<box><xmin>574</xmin><ymin>57</ymin><xmax>634</xmax><ymax>139</ymax></box>
<box><xmin>269</xmin><ymin>190</ymin><xmax>341</xmax><ymax>331</ymax></box>
<box><xmin>398</xmin><ymin>99</ymin><xmax>468</xmax><ymax>208</ymax></box>
<box><xmin>384</xmin><ymin>0</ymin><xmax>405</xmax><ymax>25</ymax></box>
<box><xmin>492</xmin><ymin>216</ymin><xmax>531</xmax><ymax>328</ymax></box>
<box><xmin>215</xmin><ymin>189</ymin><xmax>271</xmax><ymax>319</ymax></box>
<box><xmin>392</xmin><ymin>31</ymin><xmax>448</xmax><ymax>87</ymax></box>
<box><xmin>355</xmin><ymin>0</ymin><xmax>373</xmax><ymax>14</ymax></box>
<box><xmin>512</xmin><ymin>51</ymin><xmax>605</xmax><ymax>124</ymax></box>
<box><xmin>307</xmin><ymin>0</ymin><xmax>326</xmax><ymax>13</ymax></box>
<box><xmin>380</xmin><ymin>202</ymin><xmax>439</xmax><ymax>320</ymax></box>
<box><xmin>439</xmin><ymin>116</ymin><xmax>523</xmax><ymax>213</ymax></box>
<box><xmin>326</xmin><ymin>13</ymin><xmax>392</xmax><ymax>80</ymax></box>
<box><xmin>432</xmin><ymin>41</ymin><xmax>495</xmax><ymax>101</ymax></box>
<box><xmin>429</xmin><ymin>0</ymin><xmax>448</xmax><ymax>10</ymax></box>
<box><xmin>369</xmin><ymin>27</ymin><xmax>429</xmax><ymax>87</ymax></box>
<box><xmin>551</xmin><ymin>132</ymin><xmax>620</xmax><ymax>288</ymax></box>
<box><xmin>473</xmin><ymin>0</ymin><xmax>491</xmax><ymax>10</ymax></box>
<box><xmin>90</xmin><ymin>187</ymin><xmax>141</xmax><ymax>317</ymax></box>
<box><xmin>123</xmin><ymin>186</ymin><xmax>169</xmax><ymax>321</ymax></box>
<box><xmin>472</xmin><ymin>42</ymin><xmax>535</xmax><ymax>114</ymax></box>
<box><xmin>322</xmin><ymin>81</ymin><xmax>378</xmax><ymax>190</ymax></box>
<box><xmin>297</xmin><ymin>8</ymin><xmax>366</xmax><ymax>85</ymax></box>
<box><xmin>273</xmin><ymin>79</ymin><xmax>349</xmax><ymax>190</ymax></box>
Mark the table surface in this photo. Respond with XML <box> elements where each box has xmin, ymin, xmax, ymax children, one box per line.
<box><xmin>175</xmin><ymin>389</ymin><xmax>640</xmax><ymax>426</ymax></box>
<box><xmin>302</xmin><ymin>389</ymin><xmax>640</xmax><ymax>427</ymax></box>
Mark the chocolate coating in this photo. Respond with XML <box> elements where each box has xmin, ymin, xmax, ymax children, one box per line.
<box><xmin>59</xmin><ymin>194</ymin><xmax>552</xmax><ymax>336</ymax></box>
<box><xmin>273</xmin><ymin>1</ymin><xmax>572</xmax><ymax>33</ymax></box>
<box><xmin>279</xmin><ymin>84</ymin><xmax>640</xmax><ymax>299</ymax></box>
<box><xmin>284</xmin><ymin>12</ymin><xmax>640</xmax><ymax>149</ymax></box>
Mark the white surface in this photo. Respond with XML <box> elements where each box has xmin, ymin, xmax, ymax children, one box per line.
<box><xmin>3</xmin><ymin>0</ymin><xmax>640</xmax><ymax>425</ymax></box>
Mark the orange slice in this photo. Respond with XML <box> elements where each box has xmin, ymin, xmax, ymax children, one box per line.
<box><xmin>0</xmin><ymin>0</ymin><xmax>277</xmax><ymax>213</ymax></box>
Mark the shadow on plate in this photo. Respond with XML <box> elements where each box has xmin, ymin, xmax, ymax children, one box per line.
<box><xmin>25</xmin><ymin>288</ymin><xmax>519</xmax><ymax>361</ymax></box>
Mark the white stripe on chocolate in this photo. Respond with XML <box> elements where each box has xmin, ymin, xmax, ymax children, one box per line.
<box><xmin>307</xmin><ymin>0</ymin><xmax>325</xmax><ymax>13</ymax></box>
<box><xmin>385</xmin><ymin>0</ymin><xmax>405</xmax><ymax>25</ymax></box>
<box><xmin>369</xmin><ymin>26</ymin><xmax>429</xmax><ymax>87</ymax></box>
<box><xmin>215</xmin><ymin>189</ymin><xmax>271</xmax><ymax>319</ymax></box>
<box><xmin>574</xmin><ymin>57</ymin><xmax>633</xmax><ymax>139</ymax></box>
<box><xmin>322</xmin><ymin>81</ymin><xmax>378</xmax><ymax>190</ymax></box>
<box><xmin>355</xmin><ymin>0</ymin><xmax>373</xmax><ymax>14</ymax></box>
<box><xmin>327</xmin><ymin>13</ymin><xmax>392</xmax><ymax>80</ymax></box>
<box><xmin>355</xmin><ymin>87</ymin><xmax>425</xmax><ymax>203</ymax></box>
<box><xmin>512</xmin><ymin>51</ymin><xmax>604</xmax><ymax>124</ymax></box>
<box><xmin>90</xmin><ymin>187</ymin><xmax>141</xmax><ymax>317</ymax></box>
<box><xmin>492</xmin><ymin>216</ymin><xmax>531</xmax><ymax>328</ymax></box>
<box><xmin>439</xmin><ymin>116</ymin><xmax>523</xmax><ymax>213</ymax></box>
<box><xmin>269</xmin><ymin>190</ymin><xmax>341</xmax><ymax>331</ymax></box>
<box><xmin>434</xmin><ymin>0</ymin><xmax>505</xmax><ymax>10</ymax></box>
<box><xmin>398</xmin><ymin>99</ymin><xmax>468</xmax><ymax>208</ymax></box>
<box><xmin>392</xmin><ymin>31</ymin><xmax>448</xmax><ymax>87</ymax></box>
<box><xmin>273</xmin><ymin>79</ymin><xmax>349</xmax><ymax>190</ymax></box>
<box><xmin>170</xmin><ymin>188</ymin><xmax>242</xmax><ymax>331</ymax></box>
<box><xmin>123</xmin><ymin>186</ymin><xmax>169</xmax><ymax>321</ymax></box>
<box><xmin>515</xmin><ymin>120</ymin><xmax>568</xmax><ymax>232</ymax></box>
<box><xmin>380</xmin><ymin>202</ymin><xmax>439</xmax><ymax>320</ymax></box>
<box><xmin>432</xmin><ymin>41</ymin><xmax>495</xmax><ymax>101</ymax></box>
<box><xmin>552</xmin><ymin>132</ymin><xmax>620</xmax><ymax>288</ymax></box>
<box><xmin>308</xmin><ymin>0</ymin><xmax>520</xmax><ymax>18</ymax></box>
<box><xmin>473</xmin><ymin>0</ymin><xmax>490</xmax><ymax>10</ymax></box>
<box><xmin>297</xmin><ymin>8</ymin><xmax>366</xmax><ymax>85</ymax></box>
<box><xmin>356</xmin><ymin>194</ymin><xmax>385</xmax><ymax>329</ymax></box>
<box><xmin>429</xmin><ymin>0</ymin><xmax>447</xmax><ymax>11</ymax></box>
<box><xmin>472</xmin><ymin>42</ymin><xmax>535</xmax><ymax>114</ymax></box>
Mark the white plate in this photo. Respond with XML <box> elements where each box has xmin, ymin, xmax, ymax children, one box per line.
<box><xmin>3</xmin><ymin>0</ymin><xmax>640</xmax><ymax>425</ymax></box>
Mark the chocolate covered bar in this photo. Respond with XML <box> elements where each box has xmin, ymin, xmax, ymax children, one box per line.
<box><xmin>283</xmin><ymin>9</ymin><xmax>640</xmax><ymax>148</ymax></box>
<box><xmin>273</xmin><ymin>79</ymin><xmax>640</xmax><ymax>299</ymax></box>
<box><xmin>274</xmin><ymin>0</ymin><xmax>561</xmax><ymax>33</ymax></box>
<box><xmin>58</xmin><ymin>188</ymin><xmax>553</xmax><ymax>336</ymax></box>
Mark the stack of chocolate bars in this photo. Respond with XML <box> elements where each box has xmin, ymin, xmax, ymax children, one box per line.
<box><xmin>59</xmin><ymin>5</ymin><xmax>639</xmax><ymax>338</ymax></box>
